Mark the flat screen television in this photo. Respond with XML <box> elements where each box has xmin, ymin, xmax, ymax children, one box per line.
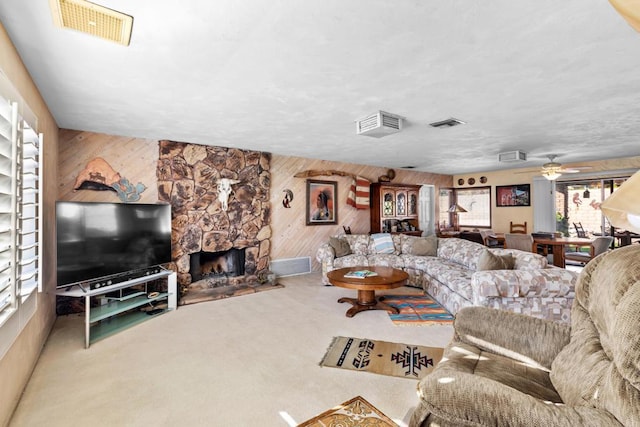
<box><xmin>56</xmin><ymin>202</ymin><xmax>172</xmax><ymax>288</ymax></box>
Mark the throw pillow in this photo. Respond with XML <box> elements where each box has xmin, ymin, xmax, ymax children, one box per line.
<box><xmin>371</xmin><ymin>233</ymin><xmax>395</xmax><ymax>254</ymax></box>
<box><xmin>409</xmin><ymin>235</ymin><xmax>438</xmax><ymax>256</ymax></box>
<box><xmin>477</xmin><ymin>249</ymin><xmax>515</xmax><ymax>271</ymax></box>
<box><xmin>329</xmin><ymin>237</ymin><xmax>352</xmax><ymax>258</ymax></box>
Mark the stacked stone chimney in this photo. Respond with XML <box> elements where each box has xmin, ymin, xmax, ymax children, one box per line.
<box><xmin>157</xmin><ymin>140</ymin><xmax>271</xmax><ymax>300</ymax></box>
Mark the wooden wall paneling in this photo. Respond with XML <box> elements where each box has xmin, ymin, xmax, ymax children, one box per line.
<box><xmin>270</xmin><ymin>154</ymin><xmax>453</xmax><ymax>271</ymax></box>
<box><xmin>57</xmin><ymin>129</ymin><xmax>159</xmax><ymax>203</ymax></box>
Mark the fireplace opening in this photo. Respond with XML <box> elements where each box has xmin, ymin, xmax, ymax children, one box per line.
<box><xmin>189</xmin><ymin>248</ymin><xmax>246</xmax><ymax>282</ymax></box>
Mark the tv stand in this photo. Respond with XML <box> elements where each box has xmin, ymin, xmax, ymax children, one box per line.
<box><xmin>56</xmin><ymin>269</ymin><xmax>177</xmax><ymax>348</ymax></box>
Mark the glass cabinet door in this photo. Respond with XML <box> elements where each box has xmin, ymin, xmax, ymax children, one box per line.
<box><xmin>396</xmin><ymin>191</ymin><xmax>407</xmax><ymax>216</ymax></box>
<box><xmin>382</xmin><ymin>191</ymin><xmax>395</xmax><ymax>217</ymax></box>
<box><xmin>408</xmin><ymin>191</ymin><xmax>418</xmax><ymax>216</ymax></box>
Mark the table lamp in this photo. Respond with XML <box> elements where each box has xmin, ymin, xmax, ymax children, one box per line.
<box><xmin>600</xmin><ymin>170</ymin><xmax>640</xmax><ymax>234</ymax></box>
<box><xmin>448</xmin><ymin>203</ymin><xmax>467</xmax><ymax>231</ymax></box>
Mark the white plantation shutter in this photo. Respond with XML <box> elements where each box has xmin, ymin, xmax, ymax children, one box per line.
<box><xmin>0</xmin><ymin>97</ymin><xmax>17</xmax><ymax>320</ymax></box>
<box><xmin>17</xmin><ymin>121</ymin><xmax>41</xmax><ymax>298</ymax></box>
<box><xmin>0</xmin><ymin>75</ymin><xmax>43</xmax><ymax>357</ymax></box>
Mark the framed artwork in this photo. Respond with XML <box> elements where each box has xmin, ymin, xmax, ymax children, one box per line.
<box><xmin>306</xmin><ymin>179</ymin><xmax>338</xmax><ymax>225</ymax></box>
<box><xmin>496</xmin><ymin>184</ymin><xmax>531</xmax><ymax>207</ymax></box>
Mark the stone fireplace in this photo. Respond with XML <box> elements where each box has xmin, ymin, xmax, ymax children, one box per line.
<box><xmin>156</xmin><ymin>141</ymin><xmax>272</xmax><ymax>304</ymax></box>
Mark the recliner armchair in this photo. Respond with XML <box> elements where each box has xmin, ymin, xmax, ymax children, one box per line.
<box><xmin>410</xmin><ymin>244</ymin><xmax>640</xmax><ymax>427</ymax></box>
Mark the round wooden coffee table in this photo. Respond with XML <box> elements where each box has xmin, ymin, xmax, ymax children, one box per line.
<box><xmin>327</xmin><ymin>266</ymin><xmax>409</xmax><ymax>317</ymax></box>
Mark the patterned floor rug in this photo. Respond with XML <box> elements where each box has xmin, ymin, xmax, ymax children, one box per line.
<box><xmin>320</xmin><ymin>336</ymin><xmax>444</xmax><ymax>380</ymax></box>
<box><xmin>298</xmin><ymin>395</ymin><xmax>397</xmax><ymax>427</ymax></box>
<box><xmin>382</xmin><ymin>294</ymin><xmax>454</xmax><ymax>326</ymax></box>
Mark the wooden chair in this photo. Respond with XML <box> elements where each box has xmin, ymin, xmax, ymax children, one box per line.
<box><xmin>509</xmin><ymin>221</ymin><xmax>527</xmax><ymax>234</ymax></box>
<box><xmin>573</xmin><ymin>222</ymin><xmax>587</xmax><ymax>238</ymax></box>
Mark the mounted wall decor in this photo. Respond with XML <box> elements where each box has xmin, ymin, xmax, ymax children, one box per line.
<box><xmin>74</xmin><ymin>157</ymin><xmax>146</xmax><ymax>202</ymax></box>
<box><xmin>496</xmin><ymin>184</ymin><xmax>531</xmax><ymax>207</ymax></box>
<box><xmin>306</xmin><ymin>180</ymin><xmax>337</xmax><ymax>225</ymax></box>
<box><xmin>282</xmin><ymin>189</ymin><xmax>293</xmax><ymax>208</ymax></box>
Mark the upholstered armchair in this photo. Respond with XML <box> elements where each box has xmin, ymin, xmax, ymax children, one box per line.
<box><xmin>410</xmin><ymin>244</ymin><xmax>640</xmax><ymax>427</ymax></box>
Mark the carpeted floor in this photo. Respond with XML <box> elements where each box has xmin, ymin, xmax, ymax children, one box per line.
<box><xmin>8</xmin><ymin>272</ymin><xmax>454</xmax><ymax>427</ymax></box>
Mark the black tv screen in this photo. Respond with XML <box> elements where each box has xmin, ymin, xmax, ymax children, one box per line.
<box><xmin>56</xmin><ymin>202</ymin><xmax>172</xmax><ymax>288</ymax></box>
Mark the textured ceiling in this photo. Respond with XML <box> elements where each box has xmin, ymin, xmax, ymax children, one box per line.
<box><xmin>1</xmin><ymin>0</ymin><xmax>639</xmax><ymax>175</ymax></box>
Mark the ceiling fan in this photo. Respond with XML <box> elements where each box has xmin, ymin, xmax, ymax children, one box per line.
<box><xmin>517</xmin><ymin>155</ymin><xmax>592</xmax><ymax>180</ymax></box>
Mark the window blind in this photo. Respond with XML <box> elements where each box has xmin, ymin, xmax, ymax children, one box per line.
<box><xmin>0</xmin><ymin>97</ymin><xmax>16</xmax><ymax>321</ymax></box>
<box><xmin>0</xmin><ymin>90</ymin><xmax>42</xmax><ymax>327</ymax></box>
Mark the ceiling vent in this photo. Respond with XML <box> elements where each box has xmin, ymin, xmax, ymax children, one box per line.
<box><xmin>49</xmin><ymin>0</ymin><xmax>133</xmax><ymax>46</ymax></box>
<box><xmin>356</xmin><ymin>111</ymin><xmax>405</xmax><ymax>138</ymax></box>
<box><xmin>498</xmin><ymin>150</ymin><xmax>527</xmax><ymax>163</ymax></box>
<box><xmin>429</xmin><ymin>117</ymin><xmax>466</xmax><ymax>128</ymax></box>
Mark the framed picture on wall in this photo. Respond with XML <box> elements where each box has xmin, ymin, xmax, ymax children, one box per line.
<box><xmin>306</xmin><ymin>179</ymin><xmax>338</xmax><ymax>225</ymax></box>
<box><xmin>496</xmin><ymin>184</ymin><xmax>531</xmax><ymax>207</ymax></box>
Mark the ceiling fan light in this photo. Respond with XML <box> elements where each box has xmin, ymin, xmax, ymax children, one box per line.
<box><xmin>543</xmin><ymin>171</ymin><xmax>561</xmax><ymax>181</ymax></box>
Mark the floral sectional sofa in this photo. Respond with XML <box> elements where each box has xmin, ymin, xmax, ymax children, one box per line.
<box><xmin>316</xmin><ymin>234</ymin><xmax>578</xmax><ymax>323</ymax></box>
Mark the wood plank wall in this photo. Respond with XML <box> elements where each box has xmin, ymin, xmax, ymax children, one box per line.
<box><xmin>270</xmin><ymin>155</ymin><xmax>452</xmax><ymax>271</ymax></box>
<box><xmin>58</xmin><ymin>129</ymin><xmax>159</xmax><ymax>203</ymax></box>
<box><xmin>57</xmin><ymin>129</ymin><xmax>453</xmax><ymax>272</ymax></box>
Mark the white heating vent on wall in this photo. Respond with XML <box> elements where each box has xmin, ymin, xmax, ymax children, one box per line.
<box><xmin>498</xmin><ymin>150</ymin><xmax>527</xmax><ymax>163</ymax></box>
<box><xmin>356</xmin><ymin>111</ymin><xmax>405</xmax><ymax>138</ymax></box>
<box><xmin>269</xmin><ymin>257</ymin><xmax>312</xmax><ymax>277</ymax></box>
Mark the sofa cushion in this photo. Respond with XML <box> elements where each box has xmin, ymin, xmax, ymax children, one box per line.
<box><xmin>329</xmin><ymin>236</ymin><xmax>351</xmax><ymax>257</ymax></box>
<box><xmin>343</xmin><ymin>234</ymin><xmax>371</xmax><ymax>255</ymax></box>
<box><xmin>403</xmin><ymin>235</ymin><xmax>438</xmax><ymax>256</ymax></box>
<box><xmin>371</xmin><ymin>233</ymin><xmax>395</xmax><ymax>254</ymax></box>
<box><xmin>332</xmin><ymin>254</ymin><xmax>369</xmax><ymax>269</ymax></box>
<box><xmin>491</xmin><ymin>248</ymin><xmax>548</xmax><ymax>270</ymax></box>
<box><xmin>477</xmin><ymin>249</ymin><xmax>515</xmax><ymax>271</ymax></box>
<box><xmin>437</xmin><ymin>238</ymin><xmax>486</xmax><ymax>270</ymax></box>
<box><xmin>367</xmin><ymin>254</ymin><xmax>404</xmax><ymax>269</ymax></box>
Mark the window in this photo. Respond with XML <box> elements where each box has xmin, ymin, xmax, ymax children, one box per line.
<box><xmin>455</xmin><ymin>187</ymin><xmax>491</xmax><ymax>228</ymax></box>
<box><xmin>555</xmin><ymin>177</ymin><xmax>630</xmax><ymax>239</ymax></box>
<box><xmin>0</xmin><ymin>85</ymin><xmax>42</xmax><ymax>338</ymax></box>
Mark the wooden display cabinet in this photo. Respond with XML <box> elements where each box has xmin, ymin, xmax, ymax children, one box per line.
<box><xmin>370</xmin><ymin>183</ymin><xmax>422</xmax><ymax>236</ymax></box>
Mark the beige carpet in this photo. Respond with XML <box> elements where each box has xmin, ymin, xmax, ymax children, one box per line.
<box><xmin>320</xmin><ymin>336</ymin><xmax>444</xmax><ymax>380</ymax></box>
<box><xmin>8</xmin><ymin>272</ymin><xmax>454</xmax><ymax>427</ymax></box>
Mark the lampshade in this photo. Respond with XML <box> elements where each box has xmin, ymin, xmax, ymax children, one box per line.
<box><xmin>609</xmin><ymin>0</ymin><xmax>640</xmax><ymax>33</ymax></box>
<box><xmin>448</xmin><ymin>203</ymin><xmax>467</xmax><ymax>213</ymax></box>
<box><xmin>543</xmin><ymin>171</ymin><xmax>561</xmax><ymax>181</ymax></box>
<box><xmin>600</xmin><ymin>170</ymin><xmax>640</xmax><ymax>234</ymax></box>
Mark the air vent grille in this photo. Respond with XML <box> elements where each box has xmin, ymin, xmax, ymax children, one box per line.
<box><xmin>358</xmin><ymin>115</ymin><xmax>380</xmax><ymax>133</ymax></box>
<box><xmin>381</xmin><ymin>115</ymin><xmax>400</xmax><ymax>130</ymax></box>
<box><xmin>429</xmin><ymin>117</ymin><xmax>466</xmax><ymax>128</ymax></box>
<box><xmin>356</xmin><ymin>111</ymin><xmax>404</xmax><ymax>138</ymax></box>
<box><xmin>50</xmin><ymin>0</ymin><xmax>133</xmax><ymax>46</ymax></box>
<box><xmin>498</xmin><ymin>150</ymin><xmax>527</xmax><ymax>162</ymax></box>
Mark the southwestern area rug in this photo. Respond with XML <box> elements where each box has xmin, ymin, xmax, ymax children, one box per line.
<box><xmin>382</xmin><ymin>294</ymin><xmax>454</xmax><ymax>326</ymax></box>
<box><xmin>298</xmin><ymin>395</ymin><xmax>397</xmax><ymax>427</ymax></box>
<box><xmin>320</xmin><ymin>336</ymin><xmax>444</xmax><ymax>380</ymax></box>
